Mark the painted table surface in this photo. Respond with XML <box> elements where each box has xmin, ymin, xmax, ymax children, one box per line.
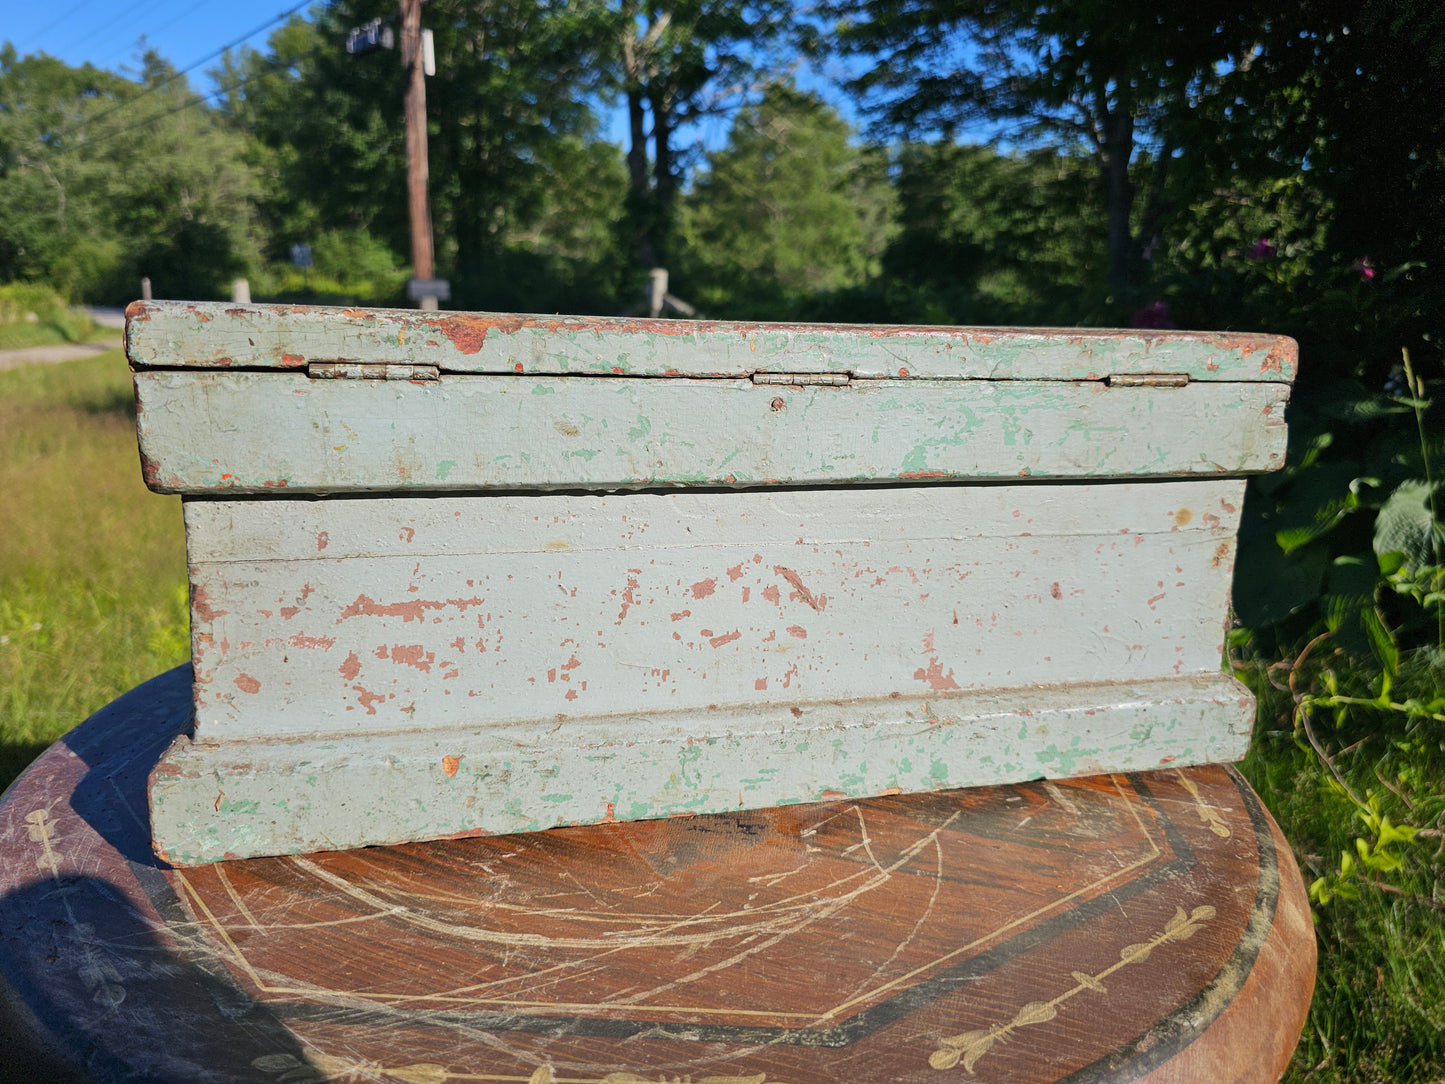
<box><xmin>1</xmin><ymin>669</ymin><xmax>1315</xmax><ymax>1084</ymax></box>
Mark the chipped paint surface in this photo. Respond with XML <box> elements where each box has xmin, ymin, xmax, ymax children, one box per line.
<box><xmin>149</xmin><ymin>673</ymin><xmax>1254</xmax><ymax>865</ymax></box>
<box><xmin>150</xmin><ymin>481</ymin><xmax>1259</xmax><ymax>862</ymax></box>
<box><xmin>126</xmin><ymin>300</ymin><xmax>1298</xmax><ymax>381</ymax></box>
<box><xmin>133</xmin><ymin>371</ymin><xmax>1288</xmax><ymax>494</ymax></box>
<box><xmin>128</xmin><ymin>303</ymin><xmax>1295</xmax><ymax>864</ymax></box>
<box><xmin>179</xmin><ymin>482</ymin><xmax>1245</xmax><ymax>739</ymax></box>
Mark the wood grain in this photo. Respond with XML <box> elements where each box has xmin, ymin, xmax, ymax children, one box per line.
<box><xmin>126</xmin><ymin>303</ymin><xmax>1296</xmax><ymax>862</ymax></box>
<box><xmin>0</xmin><ymin>670</ymin><xmax>1315</xmax><ymax>1083</ymax></box>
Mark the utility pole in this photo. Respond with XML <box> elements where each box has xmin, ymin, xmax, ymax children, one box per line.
<box><xmin>347</xmin><ymin>2</ymin><xmax>447</xmax><ymax>309</ymax></box>
<box><xmin>400</xmin><ymin>0</ymin><xmax>442</xmax><ymax>310</ymax></box>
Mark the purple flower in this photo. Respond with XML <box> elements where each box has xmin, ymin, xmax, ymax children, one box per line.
<box><xmin>1129</xmin><ymin>301</ymin><xmax>1176</xmax><ymax>330</ymax></box>
<box><xmin>1357</xmin><ymin>258</ymin><xmax>1376</xmax><ymax>282</ymax></box>
<box><xmin>1246</xmin><ymin>239</ymin><xmax>1276</xmax><ymax>260</ymax></box>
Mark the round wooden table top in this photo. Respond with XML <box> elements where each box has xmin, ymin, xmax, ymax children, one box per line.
<box><xmin>0</xmin><ymin>668</ymin><xmax>1313</xmax><ymax>1084</ymax></box>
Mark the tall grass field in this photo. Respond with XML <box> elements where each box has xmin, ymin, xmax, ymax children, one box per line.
<box><xmin>1</xmin><ymin>354</ymin><xmax>1442</xmax><ymax>1081</ymax></box>
<box><xmin>0</xmin><ymin>351</ymin><xmax>188</xmax><ymax>785</ymax></box>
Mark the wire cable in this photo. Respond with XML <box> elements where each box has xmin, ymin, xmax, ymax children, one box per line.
<box><xmin>51</xmin><ymin>0</ymin><xmax>312</xmax><ymax>144</ymax></box>
<box><xmin>69</xmin><ymin>50</ymin><xmax>300</xmax><ymax>152</ymax></box>
<box><xmin>90</xmin><ymin>0</ymin><xmax>225</xmax><ymax>70</ymax></box>
<box><xmin>17</xmin><ymin>0</ymin><xmax>104</xmax><ymax>53</ymax></box>
<box><xmin>59</xmin><ymin>0</ymin><xmax>156</xmax><ymax>57</ymax></box>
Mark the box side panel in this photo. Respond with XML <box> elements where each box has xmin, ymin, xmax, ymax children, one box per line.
<box><xmin>136</xmin><ymin>372</ymin><xmax>1288</xmax><ymax>493</ymax></box>
<box><xmin>149</xmin><ymin>673</ymin><xmax>1255</xmax><ymax>864</ymax></box>
<box><xmin>126</xmin><ymin>301</ymin><xmax>1298</xmax><ymax>382</ymax></box>
<box><xmin>182</xmin><ymin>481</ymin><xmax>1245</xmax><ymax>742</ymax></box>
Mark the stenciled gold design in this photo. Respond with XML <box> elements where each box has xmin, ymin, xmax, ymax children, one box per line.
<box><xmin>1175</xmin><ymin>771</ymin><xmax>1232</xmax><ymax>838</ymax></box>
<box><xmin>25</xmin><ymin>809</ymin><xmax>61</xmax><ymax>875</ymax></box>
<box><xmin>251</xmin><ymin>1052</ymin><xmax>781</xmax><ymax>1084</ymax></box>
<box><xmin>178</xmin><ymin>777</ymin><xmax>1166</xmax><ymax>1030</ymax></box>
<box><xmin>929</xmin><ymin>904</ymin><xmax>1217</xmax><ymax>1074</ymax></box>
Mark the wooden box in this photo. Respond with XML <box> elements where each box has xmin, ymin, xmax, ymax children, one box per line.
<box><xmin>127</xmin><ymin>301</ymin><xmax>1295</xmax><ymax>864</ymax></box>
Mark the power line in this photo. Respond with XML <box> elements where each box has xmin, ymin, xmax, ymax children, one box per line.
<box><xmin>18</xmin><ymin>0</ymin><xmax>104</xmax><ymax>52</ymax></box>
<box><xmin>91</xmin><ymin>0</ymin><xmax>225</xmax><ymax>70</ymax></box>
<box><xmin>73</xmin><ymin>50</ymin><xmax>298</xmax><ymax>152</ymax></box>
<box><xmin>54</xmin><ymin>0</ymin><xmax>156</xmax><ymax>58</ymax></box>
<box><xmin>52</xmin><ymin>0</ymin><xmax>313</xmax><ymax>144</ymax></box>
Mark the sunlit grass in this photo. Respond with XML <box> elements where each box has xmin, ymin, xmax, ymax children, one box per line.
<box><xmin>0</xmin><ymin>351</ymin><xmax>188</xmax><ymax>788</ymax></box>
<box><xmin>1241</xmin><ymin>675</ymin><xmax>1445</xmax><ymax>1082</ymax></box>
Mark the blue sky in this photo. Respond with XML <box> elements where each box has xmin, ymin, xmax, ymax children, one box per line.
<box><xmin>4</xmin><ymin>1</ymin><xmax>882</xmax><ymax>153</ymax></box>
<box><xmin>6</xmin><ymin>1</ymin><xmax>310</xmax><ymax>91</ymax></box>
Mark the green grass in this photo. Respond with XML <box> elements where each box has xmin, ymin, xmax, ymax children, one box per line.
<box><xmin>0</xmin><ymin>283</ymin><xmax>107</xmax><ymax>351</ymax></box>
<box><xmin>1240</xmin><ymin>658</ymin><xmax>1445</xmax><ymax>1082</ymax></box>
<box><xmin>0</xmin><ymin>351</ymin><xmax>188</xmax><ymax>788</ymax></box>
<box><xmin>0</xmin><ymin>319</ymin><xmax>115</xmax><ymax>352</ymax></box>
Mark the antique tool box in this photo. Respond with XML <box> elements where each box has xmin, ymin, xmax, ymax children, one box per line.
<box><xmin>127</xmin><ymin>301</ymin><xmax>1295</xmax><ymax>864</ymax></box>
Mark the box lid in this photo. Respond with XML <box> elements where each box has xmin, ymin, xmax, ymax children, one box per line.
<box><xmin>127</xmin><ymin>300</ymin><xmax>1295</xmax><ymax>382</ymax></box>
<box><xmin>128</xmin><ymin>302</ymin><xmax>1295</xmax><ymax>495</ymax></box>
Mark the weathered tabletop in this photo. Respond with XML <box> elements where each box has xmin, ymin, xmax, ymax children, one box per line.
<box><xmin>0</xmin><ymin>668</ymin><xmax>1313</xmax><ymax>1083</ymax></box>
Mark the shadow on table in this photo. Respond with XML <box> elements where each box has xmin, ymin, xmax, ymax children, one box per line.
<box><xmin>62</xmin><ymin>665</ymin><xmax>193</xmax><ymax>869</ymax></box>
<box><xmin>0</xmin><ymin>668</ymin><xmax>316</xmax><ymax>1081</ymax></box>
<box><xmin>0</xmin><ymin>873</ymin><xmax>315</xmax><ymax>1083</ymax></box>
<box><xmin>0</xmin><ymin>740</ymin><xmax>51</xmax><ymax>796</ymax></box>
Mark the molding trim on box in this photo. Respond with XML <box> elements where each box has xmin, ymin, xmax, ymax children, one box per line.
<box><xmin>149</xmin><ymin>673</ymin><xmax>1254</xmax><ymax>865</ymax></box>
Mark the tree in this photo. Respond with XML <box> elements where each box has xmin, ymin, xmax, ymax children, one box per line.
<box><xmin>0</xmin><ymin>46</ymin><xmax>263</xmax><ymax>301</ymax></box>
<box><xmin>679</xmin><ymin>82</ymin><xmax>892</xmax><ymax>312</ymax></box>
<box><xmin>607</xmin><ymin>0</ymin><xmax>791</xmax><ymax>270</ymax></box>
<box><xmin>822</xmin><ymin>0</ymin><xmax>1269</xmax><ymax>295</ymax></box>
<box><xmin>880</xmin><ymin>142</ymin><xmax>1105</xmax><ymax>325</ymax></box>
<box><xmin>230</xmin><ymin>0</ymin><xmax>623</xmax><ymax>306</ymax></box>
<box><xmin>0</xmin><ymin>48</ymin><xmax>127</xmax><ymax>288</ymax></box>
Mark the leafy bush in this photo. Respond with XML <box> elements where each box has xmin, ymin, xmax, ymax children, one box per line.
<box><xmin>249</xmin><ymin>228</ymin><xmax>409</xmax><ymax>306</ymax></box>
<box><xmin>0</xmin><ymin>283</ymin><xmax>96</xmax><ymax>345</ymax></box>
<box><xmin>1233</xmin><ymin>343</ymin><xmax>1443</xmax><ymax>915</ymax></box>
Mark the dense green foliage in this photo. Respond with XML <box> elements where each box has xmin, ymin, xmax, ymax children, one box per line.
<box><xmin>676</xmin><ymin>83</ymin><xmax>893</xmax><ymax>315</ymax></box>
<box><xmin>0</xmin><ymin>48</ymin><xmax>263</xmax><ymax>301</ymax></box>
<box><xmin>0</xmin><ymin>281</ymin><xmax>98</xmax><ymax>348</ymax></box>
<box><xmin>1</xmin><ymin>1</ymin><xmax>1443</xmax><ymax>1077</ymax></box>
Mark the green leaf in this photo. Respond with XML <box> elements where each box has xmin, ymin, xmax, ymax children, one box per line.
<box><xmin>1233</xmin><ymin>521</ymin><xmax>1328</xmax><ymax>627</ymax></box>
<box><xmin>1374</xmin><ymin>480</ymin><xmax>1443</xmax><ymax>572</ymax></box>
<box><xmin>1311</xmin><ymin>379</ymin><xmax>1413</xmax><ymax>424</ymax></box>
<box><xmin>1360</xmin><ymin>606</ymin><xmax>1399</xmax><ymax>677</ymax></box>
<box><xmin>1272</xmin><ymin>461</ymin><xmax>1363</xmax><ymax>554</ymax></box>
<box><xmin>1322</xmin><ymin>555</ymin><xmax>1380</xmax><ymax>656</ymax></box>
<box><xmin>1377</xmin><ymin>550</ymin><xmax>1406</xmax><ymax>576</ymax></box>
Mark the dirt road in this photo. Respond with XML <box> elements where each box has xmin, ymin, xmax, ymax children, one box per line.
<box><xmin>0</xmin><ymin>338</ymin><xmax>124</xmax><ymax>371</ymax></box>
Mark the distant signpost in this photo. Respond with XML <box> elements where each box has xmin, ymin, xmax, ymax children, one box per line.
<box><xmin>291</xmin><ymin>243</ymin><xmax>312</xmax><ymax>291</ymax></box>
<box><xmin>406</xmin><ymin>278</ymin><xmax>450</xmax><ymax>303</ymax></box>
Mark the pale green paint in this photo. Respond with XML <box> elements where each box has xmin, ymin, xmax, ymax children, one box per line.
<box><xmin>134</xmin><ymin>371</ymin><xmax>1289</xmax><ymax>495</ymax></box>
<box><xmin>126</xmin><ymin>301</ymin><xmax>1299</xmax><ymax>382</ymax></box>
<box><xmin>128</xmin><ymin>302</ymin><xmax>1294</xmax><ymax>864</ymax></box>
<box><xmin>149</xmin><ymin>673</ymin><xmax>1254</xmax><ymax>865</ymax></box>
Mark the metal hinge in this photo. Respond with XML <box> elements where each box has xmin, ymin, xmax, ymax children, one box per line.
<box><xmin>307</xmin><ymin>362</ymin><xmax>440</xmax><ymax>381</ymax></box>
<box><xmin>751</xmin><ymin>372</ymin><xmax>851</xmax><ymax>386</ymax></box>
<box><xmin>1105</xmin><ymin>372</ymin><xmax>1190</xmax><ymax>388</ymax></box>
